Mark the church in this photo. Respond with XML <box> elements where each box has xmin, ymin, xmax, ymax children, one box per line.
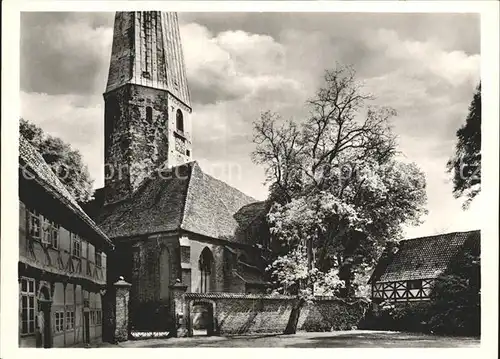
<box><xmin>85</xmin><ymin>11</ymin><xmax>272</xmax><ymax>333</ymax></box>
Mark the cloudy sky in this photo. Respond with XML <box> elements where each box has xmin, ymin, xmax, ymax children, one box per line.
<box><xmin>20</xmin><ymin>11</ymin><xmax>481</xmax><ymax>238</ymax></box>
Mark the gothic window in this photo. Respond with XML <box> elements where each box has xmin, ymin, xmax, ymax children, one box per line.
<box><xmin>176</xmin><ymin>109</ymin><xmax>184</xmax><ymax>132</ymax></box>
<box><xmin>20</xmin><ymin>277</ymin><xmax>36</xmax><ymax>335</ymax></box>
<box><xmin>146</xmin><ymin>106</ymin><xmax>153</xmax><ymax>124</ymax></box>
<box><xmin>199</xmin><ymin>247</ymin><xmax>214</xmax><ymax>293</ymax></box>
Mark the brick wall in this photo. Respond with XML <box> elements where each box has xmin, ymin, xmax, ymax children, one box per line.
<box><xmin>184</xmin><ymin>293</ymin><xmax>369</xmax><ymax>336</ymax></box>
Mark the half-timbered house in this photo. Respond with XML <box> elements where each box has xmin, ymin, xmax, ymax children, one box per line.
<box><xmin>368</xmin><ymin>230</ymin><xmax>480</xmax><ymax>304</ymax></box>
<box><xmin>18</xmin><ymin>135</ymin><xmax>114</xmax><ymax>348</ymax></box>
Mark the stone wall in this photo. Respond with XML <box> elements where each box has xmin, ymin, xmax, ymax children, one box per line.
<box><xmin>184</xmin><ymin>293</ymin><xmax>369</xmax><ymax>336</ymax></box>
<box><xmin>298</xmin><ymin>296</ymin><xmax>369</xmax><ymax>332</ymax></box>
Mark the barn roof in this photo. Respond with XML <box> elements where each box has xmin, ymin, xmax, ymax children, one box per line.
<box><xmin>91</xmin><ymin>161</ymin><xmax>262</xmax><ymax>242</ymax></box>
<box><xmin>369</xmin><ymin>230</ymin><xmax>480</xmax><ymax>283</ymax></box>
<box><xmin>19</xmin><ymin>135</ymin><xmax>113</xmax><ymax>249</ymax></box>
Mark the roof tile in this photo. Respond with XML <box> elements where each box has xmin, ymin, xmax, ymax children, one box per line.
<box><xmin>94</xmin><ymin>161</ymin><xmax>261</xmax><ymax>243</ymax></box>
<box><xmin>19</xmin><ymin>135</ymin><xmax>112</xmax><ymax>247</ymax></box>
<box><xmin>376</xmin><ymin>230</ymin><xmax>480</xmax><ymax>283</ymax></box>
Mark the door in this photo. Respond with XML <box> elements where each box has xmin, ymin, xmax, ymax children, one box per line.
<box><xmin>40</xmin><ymin>301</ymin><xmax>52</xmax><ymax>348</ymax></box>
<box><xmin>84</xmin><ymin>312</ymin><xmax>90</xmax><ymax>344</ymax></box>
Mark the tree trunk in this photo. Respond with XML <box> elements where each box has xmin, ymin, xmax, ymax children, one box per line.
<box><xmin>307</xmin><ymin>237</ymin><xmax>314</xmax><ymax>294</ymax></box>
<box><xmin>284</xmin><ymin>297</ymin><xmax>305</xmax><ymax>334</ymax></box>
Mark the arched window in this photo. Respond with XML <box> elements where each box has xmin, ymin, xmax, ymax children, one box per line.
<box><xmin>176</xmin><ymin>109</ymin><xmax>184</xmax><ymax>132</ymax></box>
<box><xmin>199</xmin><ymin>247</ymin><xmax>214</xmax><ymax>293</ymax></box>
<box><xmin>146</xmin><ymin>106</ymin><xmax>153</xmax><ymax>124</ymax></box>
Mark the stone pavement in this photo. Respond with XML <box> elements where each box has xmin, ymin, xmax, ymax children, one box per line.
<box><xmin>92</xmin><ymin>330</ymin><xmax>480</xmax><ymax>348</ymax></box>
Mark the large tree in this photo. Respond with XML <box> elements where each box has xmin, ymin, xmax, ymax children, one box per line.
<box><xmin>447</xmin><ymin>83</ymin><xmax>481</xmax><ymax>209</ymax></box>
<box><xmin>20</xmin><ymin>118</ymin><xmax>94</xmax><ymax>203</ymax></box>
<box><xmin>252</xmin><ymin>65</ymin><xmax>428</xmax><ymax>303</ymax></box>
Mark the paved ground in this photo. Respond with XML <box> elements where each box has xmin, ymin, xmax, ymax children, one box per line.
<box><xmin>96</xmin><ymin>330</ymin><xmax>480</xmax><ymax>348</ymax></box>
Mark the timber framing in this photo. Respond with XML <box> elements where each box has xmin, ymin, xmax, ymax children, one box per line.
<box><xmin>371</xmin><ymin>279</ymin><xmax>433</xmax><ymax>302</ymax></box>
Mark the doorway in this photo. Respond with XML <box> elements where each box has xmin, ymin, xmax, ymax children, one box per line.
<box><xmin>191</xmin><ymin>301</ymin><xmax>215</xmax><ymax>336</ymax></box>
<box><xmin>84</xmin><ymin>311</ymin><xmax>90</xmax><ymax>345</ymax></box>
<box><xmin>38</xmin><ymin>300</ymin><xmax>52</xmax><ymax>348</ymax></box>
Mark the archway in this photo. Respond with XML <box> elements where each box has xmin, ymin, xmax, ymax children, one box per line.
<box><xmin>37</xmin><ymin>284</ymin><xmax>52</xmax><ymax>348</ymax></box>
<box><xmin>190</xmin><ymin>300</ymin><xmax>216</xmax><ymax>336</ymax></box>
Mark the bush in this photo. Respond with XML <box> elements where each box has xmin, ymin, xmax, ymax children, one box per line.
<box><xmin>360</xmin><ymin>301</ymin><xmax>432</xmax><ymax>333</ymax></box>
<box><xmin>427</xmin><ymin>242</ymin><xmax>480</xmax><ymax>337</ymax></box>
<box><xmin>360</xmin><ymin>238</ymin><xmax>480</xmax><ymax>337</ymax></box>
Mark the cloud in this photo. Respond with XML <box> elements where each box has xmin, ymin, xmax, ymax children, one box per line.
<box><xmin>20</xmin><ymin>91</ymin><xmax>105</xmax><ymax>186</ymax></box>
<box><xmin>20</xmin><ymin>12</ymin><xmax>481</xmax><ymax>236</ymax></box>
<box><xmin>20</xmin><ymin>12</ymin><xmax>112</xmax><ymax>95</ymax></box>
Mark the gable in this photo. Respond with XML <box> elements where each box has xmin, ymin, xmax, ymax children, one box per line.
<box><xmin>19</xmin><ymin>135</ymin><xmax>112</xmax><ymax>248</ymax></box>
<box><xmin>94</xmin><ymin>164</ymin><xmax>192</xmax><ymax>238</ymax></box>
<box><xmin>373</xmin><ymin>230</ymin><xmax>480</xmax><ymax>283</ymax></box>
<box><xmin>93</xmin><ymin>161</ymin><xmax>262</xmax><ymax>243</ymax></box>
<box><xmin>181</xmin><ymin>163</ymin><xmax>258</xmax><ymax>242</ymax></box>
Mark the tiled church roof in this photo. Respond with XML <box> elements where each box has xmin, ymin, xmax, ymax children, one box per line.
<box><xmin>19</xmin><ymin>135</ymin><xmax>113</xmax><ymax>248</ymax></box>
<box><xmin>370</xmin><ymin>230</ymin><xmax>480</xmax><ymax>283</ymax></box>
<box><xmin>92</xmin><ymin>161</ymin><xmax>261</xmax><ymax>242</ymax></box>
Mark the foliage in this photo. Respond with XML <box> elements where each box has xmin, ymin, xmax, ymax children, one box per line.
<box><xmin>19</xmin><ymin>118</ymin><xmax>94</xmax><ymax>202</ymax></box>
<box><xmin>447</xmin><ymin>83</ymin><xmax>481</xmax><ymax>209</ymax></box>
<box><xmin>366</xmin><ymin>301</ymin><xmax>432</xmax><ymax>333</ymax></box>
<box><xmin>253</xmin><ymin>65</ymin><xmax>428</xmax><ymax>299</ymax></box>
<box><xmin>427</xmin><ymin>241</ymin><xmax>480</xmax><ymax>336</ymax></box>
<box><xmin>300</xmin><ymin>298</ymin><xmax>369</xmax><ymax>332</ymax></box>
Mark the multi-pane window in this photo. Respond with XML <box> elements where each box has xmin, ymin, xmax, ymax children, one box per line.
<box><xmin>65</xmin><ymin>309</ymin><xmax>74</xmax><ymax>330</ymax></box>
<box><xmin>41</xmin><ymin>218</ymin><xmax>51</xmax><ymax>245</ymax></box>
<box><xmin>71</xmin><ymin>234</ymin><xmax>81</xmax><ymax>258</ymax></box>
<box><xmin>27</xmin><ymin>209</ymin><xmax>60</xmax><ymax>248</ymax></box>
<box><xmin>96</xmin><ymin>310</ymin><xmax>102</xmax><ymax>325</ymax></box>
<box><xmin>51</xmin><ymin>222</ymin><xmax>60</xmax><ymax>249</ymax></box>
<box><xmin>54</xmin><ymin>311</ymin><xmax>64</xmax><ymax>333</ymax></box>
<box><xmin>20</xmin><ymin>277</ymin><xmax>36</xmax><ymax>335</ymax></box>
<box><xmin>95</xmin><ymin>251</ymin><xmax>102</xmax><ymax>268</ymax></box>
<box><xmin>28</xmin><ymin>209</ymin><xmax>41</xmax><ymax>240</ymax></box>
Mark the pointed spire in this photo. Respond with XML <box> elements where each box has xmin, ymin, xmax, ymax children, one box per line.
<box><xmin>106</xmin><ymin>11</ymin><xmax>191</xmax><ymax>108</ymax></box>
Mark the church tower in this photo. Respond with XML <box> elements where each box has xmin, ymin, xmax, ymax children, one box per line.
<box><xmin>104</xmin><ymin>12</ymin><xmax>192</xmax><ymax>204</ymax></box>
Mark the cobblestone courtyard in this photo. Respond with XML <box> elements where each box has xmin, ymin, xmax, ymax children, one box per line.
<box><xmin>97</xmin><ymin>330</ymin><xmax>480</xmax><ymax>348</ymax></box>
